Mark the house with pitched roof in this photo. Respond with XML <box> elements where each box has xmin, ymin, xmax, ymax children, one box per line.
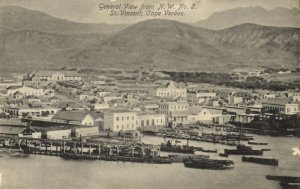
<box><xmin>52</xmin><ymin>111</ymin><xmax>95</xmax><ymax>126</ymax></box>
<box><xmin>188</xmin><ymin>106</ymin><xmax>229</xmax><ymax>124</ymax></box>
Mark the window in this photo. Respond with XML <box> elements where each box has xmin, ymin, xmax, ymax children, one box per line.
<box><xmin>116</xmin><ymin>125</ymin><xmax>119</xmax><ymax>129</ymax></box>
<box><xmin>122</xmin><ymin>117</ymin><xmax>124</xmax><ymax>121</ymax></box>
<box><xmin>127</xmin><ymin>116</ymin><xmax>129</xmax><ymax>120</ymax></box>
<box><xmin>116</xmin><ymin>117</ymin><xmax>119</xmax><ymax>121</ymax></box>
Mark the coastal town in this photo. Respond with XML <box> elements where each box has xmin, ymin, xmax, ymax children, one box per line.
<box><xmin>0</xmin><ymin>69</ymin><xmax>299</xmax><ymax>138</ymax></box>
<box><xmin>0</xmin><ymin>62</ymin><xmax>299</xmax><ymax>189</ymax></box>
<box><xmin>0</xmin><ymin>69</ymin><xmax>299</xmax><ymax>180</ymax></box>
<box><xmin>0</xmin><ymin>1</ymin><xmax>300</xmax><ymax>188</ymax></box>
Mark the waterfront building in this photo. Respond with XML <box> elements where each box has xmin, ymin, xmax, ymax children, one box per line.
<box><xmin>188</xmin><ymin>106</ymin><xmax>228</xmax><ymax>124</ymax></box>
<box><xmin>262</xmin><ymin>99</ymin><xmax>298</xmax><ymax>115</ymax></box>
<box><xmin>158</xmin><ymin>100</ymin><xmax>189</xmax><ymax>124</ymax></box>
<box><xmin>103</xmin><ymin>110</ymin><xmax>138</xmax><ymax>132</ymax></box>
<box><xmin>72</xmin><ymin>126</ymin><xmax>99</xmax><ymax>138</ymax></box>
<box><xmin>152</xmin><ymin>81</ymin><xmax>187</xmax><ymax>98</ymax></box>
<box><xmin>137</xmin><ymin>112</ymin><xmax>166</xmax><ymax>128</ymax></box>
<box><xmin>46</xmin><ymin>129</ymin><xmax>72</xmax><ymax>139</ymax></box>
<box><xmin>52</xmin><ymin>111</ymin><xmax>95</xmax><ymax>126</ymax></box>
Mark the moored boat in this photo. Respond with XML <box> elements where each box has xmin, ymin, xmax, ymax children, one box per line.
<box><xmin>248</xmin><ymin>141</ymin><xmax>268</xmax><ymax>145</ymax></box>
<box><xmin>183</xmin><ymin>157</ymin><xmax>234</xmax><ymax>170</ymax></box>
<box><xmin>242</xmin><ymin>156</ymin><xmax>278</xmax><ymax>166</ymax></box>
<box><xmin>200</xmin><ymin>149</ymin><xmax>217</xmax><ymax>153</ymax></box>
<box><xmin>160</xmin><ymin>140</ymin><xmax>196</xmax><ymax>154</ymax></box>
<box><xmin>160</xmin><ymin>143</ymin><xmax>195</xmax><ymax>154</ymax></box>
<box><xmin>224</xmin><ymin>145</ymin><xmax>263</xmax><ymax>156</ymax></box>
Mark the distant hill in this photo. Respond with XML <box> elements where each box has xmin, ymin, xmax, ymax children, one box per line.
<box><xmin>0</xmin><ymin>6</ymin><xmax>128</xmax><ymax>34</ymax></box>
<box><xmin>0</xmin><ymin>27</ymin><xmax>106</xmax><ymax>72</ymax></box>
<box><xmin>69</xmin><ymin>20</ymin><xmax>300</xmax><ymax>71</ymax></box>
<box><xmin>194</xmin><ymin>6</ymin><xmax>300</xmax><ymax>30</ymax></box>
<box><xmin>0</xmin><ymin>18</ymin><xmax>299</xmax><ymax>72</ymax></box>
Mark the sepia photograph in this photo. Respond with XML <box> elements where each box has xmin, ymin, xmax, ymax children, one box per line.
<box><xmin>0</xmin><ymin>0</ymin><xmax>299</xmax><ymax>188</ymax></box>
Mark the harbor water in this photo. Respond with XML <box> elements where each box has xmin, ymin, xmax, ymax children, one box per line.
<box><xmin>0</xmin><ymin>135</ymin><xmax>299</xmax><ymax>189</ymax></box>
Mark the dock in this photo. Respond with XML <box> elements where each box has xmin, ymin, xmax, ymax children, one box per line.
<box><xmin>0</xmin><ymin>136</ymin><xmax>172</xmax><ymax>164</ymax></box>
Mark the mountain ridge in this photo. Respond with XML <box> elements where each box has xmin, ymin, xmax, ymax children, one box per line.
<box><xmin>194</xmin><ymin>6</ymin><xmax>300</xmax><ymax>30</ymax></box>
<box><xmin>0</xmin><ymin>5</ymin><xmax>128</xmax><ymax>34</ymax></box>
<box><xmin>0</xmin><ymin>6</ymin><xmax>299</xmax><ymax>72</ymax></box>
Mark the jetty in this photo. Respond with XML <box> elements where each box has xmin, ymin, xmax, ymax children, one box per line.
<box><xmin>0</xmin><ymin>136</ymin><xmax>172</xmax><ymax>164</ymax></box>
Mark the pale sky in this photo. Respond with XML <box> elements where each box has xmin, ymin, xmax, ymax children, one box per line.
<box><xmin>0</xmin><ymin>0</ymin><xmax>298</xmax><ymax>24</ymax></box>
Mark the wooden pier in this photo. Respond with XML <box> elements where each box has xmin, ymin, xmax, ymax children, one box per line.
<box><xmin>0</xmin><ymin>136</ymin><xmax>171</xmax><ymax>163</ymax></box>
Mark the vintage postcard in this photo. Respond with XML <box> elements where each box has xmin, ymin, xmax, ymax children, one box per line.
<box><xmin>0</xmin><ymin>0</ymin><xmax>299</xmax><ymax>189</ymax></box>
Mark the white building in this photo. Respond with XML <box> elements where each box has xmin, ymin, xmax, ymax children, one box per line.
<box><xmin>137</xmin><ymin>112</ymin><xmax>166</xmax><ymax>128</ymax></box>
<box><xmin>262</xmin><ymin>99</ymin><xmax>298</xmax><ymax>115</ymax></box>
<box><xmin>158</xmin><ymin>101</ymin><xmax>189</xmax><ymax>124</ymax></box>
<box><xmin>72</xmin><ymin>127</ymin><xmax>99</xmax><ymax>138</ymax></box>
<box><xmin>52</xmin><ymin>111</ymin><xmax>95</xmax><ymax>126</ymax></box>
<box><xmin>188</xmin><ymin>106</ymin><xmax>228</xmax><ymax>124</ymax></box>
<box><xmin>7</xmin><ymin>86</ymin><xmax>45</xmax><ymax>97</ymax></box>
<box><xmin>152</xmin><ymin>81</ymin><xmax>187</xmax><ymax>98</ymax></box>
<box><xmin>46</xmin><ymin>129</ymin><xmax>72</xmax><ymax>139</ymax></box>
<box><xmin>104</xmin><ymin>110</ymin><xmax>138</xmax><ymax>132</ymax></box>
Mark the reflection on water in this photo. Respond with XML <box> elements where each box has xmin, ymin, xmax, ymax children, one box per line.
<box><xmin>0</xmin><ymin>135</ymin><xmax>299</xmax><ymax>189</ymax></box>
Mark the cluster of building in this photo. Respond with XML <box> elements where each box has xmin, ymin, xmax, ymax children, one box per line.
<box><xmin>0</xmin><ymin>69</ymin><xmax>299</xmax><ymax>139</ymax></box>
